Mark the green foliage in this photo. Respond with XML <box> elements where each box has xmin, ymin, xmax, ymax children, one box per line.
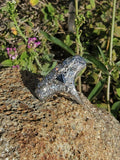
<box><xmin>88</xmin><ymin>79</ymin><xmax>106</xmax><ymax>101</ymax></box>
<box><xmin>42</xmin><ymin>3</ymin><xmax>55</xmax><ymax>21</ymax></box>
<box><xmin>111</xmin><ymin>101</ymin><xmax>120</xmax><ymax>119</ymax></box>
<box><xmin>40</xmin><ymin>30</ymin><xmax>75</xmax><ymax>55</ymax></box>
<box><xmin>0</xmin><ymin>1</ymin><xmax>58</xmax><ymax>75</ymax></box>
<box><xmin>84</xmin><ymin>54</ymin><xmax>108</xmax><ymax>74</ymax></box>
<box><xmin>41</xmin><ymin>3</ymin><xmax>64</xmax><ymax>33</ymax></box>
<box><xmin>1</xmin><ymin>59</ymin><xmax>13</xmax><ymax>67</ymax></box>
<box><xmin>40</xmin><ymin>61</ymin><xmax>57</xmax><ymax>76</ymax></box>
<box><xmin>90</xmin><ymin>0</ymin><xmax>96</xmax><ymax>9</ymax></box>
<box><xmin>116</xmin><ymin>88</ymin><xmax>120</xmax><ymax>97</ymax></box>
<box><xmin>64</xmin><ymin>35</ymin><xmax>73</xmax><ymax>47</ymax></box>
<box><xmin>29</xmin><ymin>0</ymin><xmax>39</xmax><ymax>7</ymax></box>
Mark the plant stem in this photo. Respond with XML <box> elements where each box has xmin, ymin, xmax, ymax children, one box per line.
<box><xmin>35</xmin><ymin>56</ymin><xmax>42</xmax><ymax>70</ymax></box>
<box><xmin>13</xmin><ymin>16</ymin><xmax>27</xmax><ymax>43</ymax></box>
<box><xmin>107</xmin><ymin>74</ymin><xmax>111</xmax><ymax>112</ymax></box>
<box><xmin>75</xmin><ymin>0</ymin><xmax>79</xmax><ymax>55</ymax></box>
<box><xmin>75</xmin><ymin>0</ymin><xmax>83</xmax><ymax>56</ymax></box>
<box><xmin>75</xmin><ymin>0</ymin><xmax>83</xmax><ymax>93</ymax></box>
<box><xmin>9</xmin><ymin>2</ymin><xmax>27</xmax><ymax>43</ymax></box>
<box><xmin>107</xmin><ymin>0</ymin><xmax>116</xmax><ymax>112</ymax></box>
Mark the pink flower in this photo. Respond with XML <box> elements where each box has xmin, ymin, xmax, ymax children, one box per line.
<box><xmin>12</xmin><ymin>65</ymin><xmax>19</xmax><ymax>69</ymax></box>
<box><xmin>11</xmin><ymin>54</ymin><xmax>18</xmax><ymax>60</ymax></box>
<box><xmin>7</xmin><ymin>47</ymin><xmax>18</xmax><ymax>60</ymax></box>
<box><xmin>27</xmin><ymin>37</ymin><xmax>40</xmax><ymax>49</ymax></box>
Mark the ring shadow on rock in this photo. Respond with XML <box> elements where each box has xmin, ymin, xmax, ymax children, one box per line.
<box><xmin>20</xmin><ymin>70</ymin><xmax>42</xmax><ymax>98</ymax></box>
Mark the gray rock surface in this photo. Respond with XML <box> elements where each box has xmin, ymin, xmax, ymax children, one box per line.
<box><xmin>0</xmin><ymin>68</ymin><xmax>120</xmax><ymax>160</ymax></box>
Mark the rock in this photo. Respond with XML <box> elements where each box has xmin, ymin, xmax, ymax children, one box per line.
<box><xmin>0</xmin><ymin>68</ymin><xmax>120</xmax><ymax>160</ymax></box>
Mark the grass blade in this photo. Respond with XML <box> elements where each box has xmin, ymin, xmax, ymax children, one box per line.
<box><xmin>84</xmin><ymin>54</ymin><xmax>109</xmax><ymax>74</ymax></box>
<box><xmin>88</xmin><ymin>79</ymin><xmax>106</xmax><ymax>101</ymax></box>
<box><xmin>97</xmin><ymin>45</ymin><xmax>106</xmax><ymax>62</ymax></box>
<box><xmin>40</xmin><ymin>30</ymin><xmax>75</xmax><ymax>56</ymax></box>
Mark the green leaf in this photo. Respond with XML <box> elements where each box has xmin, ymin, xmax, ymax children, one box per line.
<box><xmin>20</xmin><ymin>51</ymin><xmax>28</xmax><ymax>59</ymax></box>
<box><xmin>84</xmin><ymin>54</ymin><xmax>109</xmax><ymax>74</ymax></box>
<box><xmin>111</xmin><ymin>101</ymin><xmax>120</xmax><ymax>111</ymax></box>
<box><xmin>1</xmin><ymin>59</ymin><xmax>13</xmax><ymax>66</ymax></box>
<box><xmin>111</xmin><ymin>101</ymin><xmax>120</xmax><ymax>118</ymax></box>
<box><xmin>97</xmin><ymin>103</ymin><xmax>108</xmax><ymax>110</ymax></box>
<box><xmin>88</xmin><ymin>79</ymin><xmax>106</xmax><ymax>101</ymax></box>
<box><xmin>114</xmin><ymin>25</ymin><xmax>120</xmax><ymax>38</ymax></box>
<box><xmin>116</xmin><ymin>88</ymin><xmax>120</xmax><ymax>97</ymax></box>
<box><xmin>18</xmin><ymin>44</ymin><xmax>26</xmax><ymax>53</ymax></box>
<box><xmin>28</xmin><ymin>63</ymin><xmax>37</xmax><ymax>73</ymax></box>
<box><xmin>41</xmin><ymin>3</ymin><xmax>55</xmax><ymax>21</ymax></box>
<box><xmin>97</xmin><ymin>46</ymin><xmax>106</xmax><ymax>62</ymax></box>
<box><xmin>64</xmin><ymin>35</ymin><xmax>73</xmax><ymax>47</ymax></box>
<box><xmin>90</xmin><ymin>0</ymin><xmax>96</xmax><ymax>9</ymax></box>
<box><xmin>1</xmin><ymin>5</ymin><xmax>8</xmax><ymax>12</ymax></box>
<box><xmin>40</xmin><ymin>30</ymin><xmax>75</xmax><ymax>56</ymax></box>
<box><xmin>29</xmin><ymin>0</ymin><xmax>39</xmax><ymax>6</ymax></box>
<box><xmin>116</xmin><ymin>61</ymin><xmax>120</xmax><ymax>67</ymax></box>
<box><xmin>19</xmin><ymin>59</ymin><xmax>27</xmax><ymax>68</ymax></box>
<box><xmin>86</xmin><ymin>5</ymin><xmax>92</xmax><ymax>10</ymax></box>
<box><xmin>47</xmin><ymin>3</ymin><xmax>55</xmax><ymax>14</ymax></box>
<box><xmin>42</xmin><ymin>53</ymin><xmax>53</xmax><ymax>62</ymax></box>
<box><xmin>41</xmin><ymin>61</ymin><xmax>57</xmax><ymax>76</ymax></box>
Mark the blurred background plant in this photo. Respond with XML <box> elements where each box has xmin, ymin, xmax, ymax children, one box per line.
<box><xmin>0</xmin><ymin>0</ymin><xmax>120</xmax><ymax>120</ymax></box>
<box><xmin>0</xmin><ymin>0</ymin><xmax>58</xmax><ymax>75</ymax></box>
